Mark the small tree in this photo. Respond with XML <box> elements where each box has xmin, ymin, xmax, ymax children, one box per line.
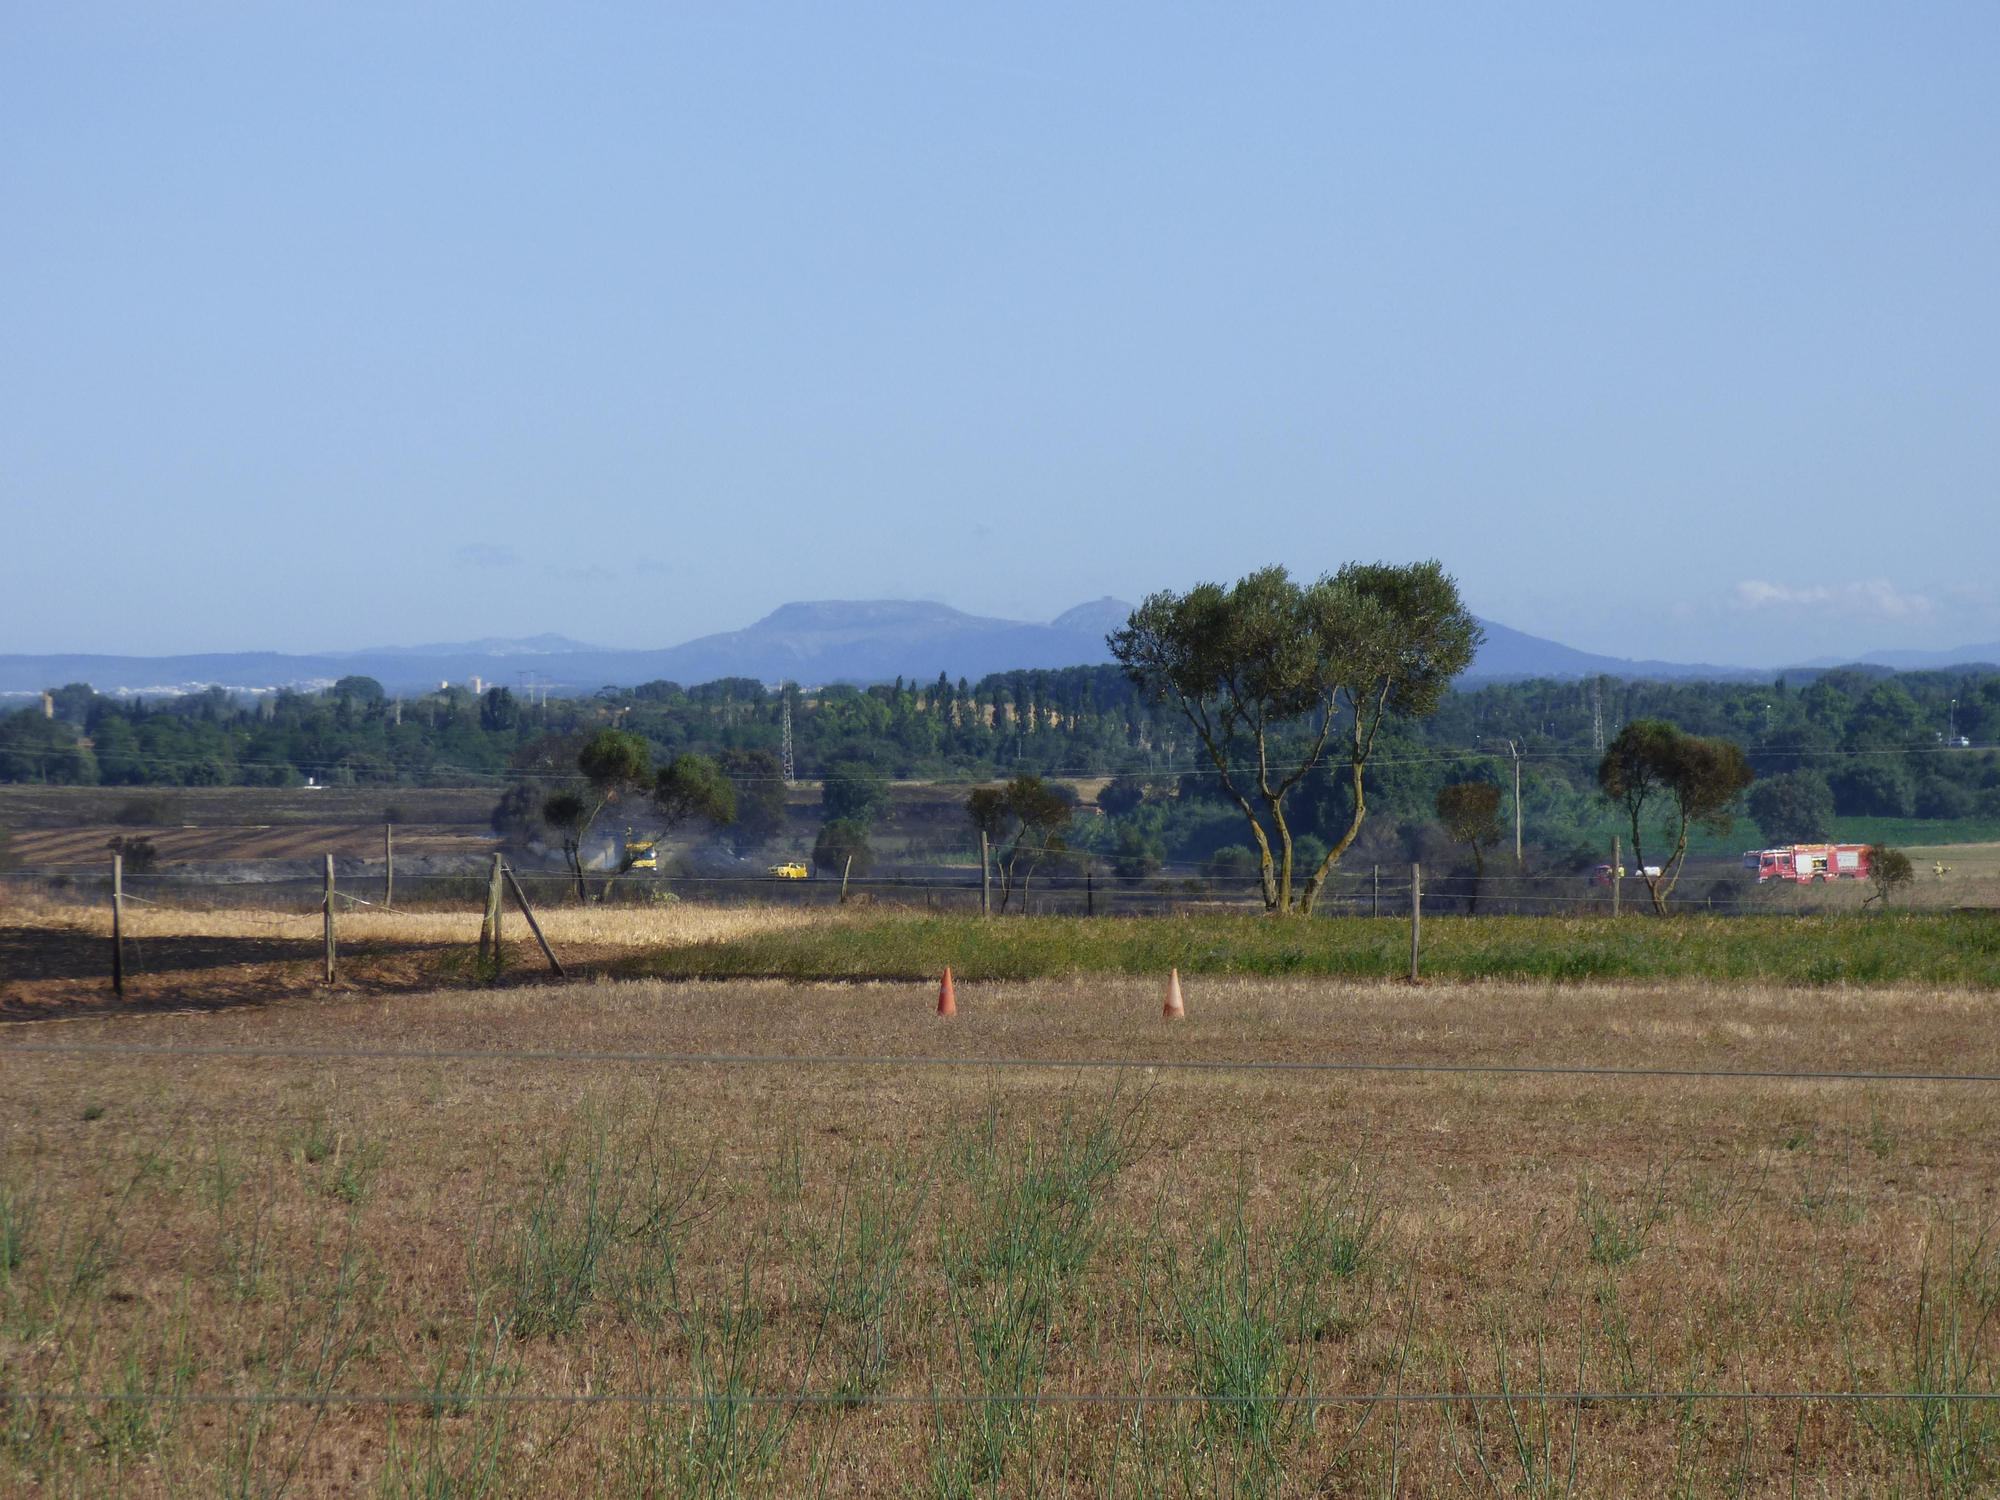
<box><xmin>543</xmin><ymin>728</ymin><xmax>654</xmax><ymax>900</ymax></box>
<box><xmin>1435</xmin><ymin>781</ymin><xmax>1503</xmax><ymax>915</ymax></box>
<box><xmin>1598</xmin><ymin>720</ymin><xmax>1753</xmax><ymax>915</ymax></box>
<box><xmin>965</xmin><ymin>775</ymin><xmax>1073</xmax><ymax>912</ymax></box>
<box><xmin>1863</xmin><ymin>845</ymin><xmax>1914</xmax><ymax>909</ymax></box>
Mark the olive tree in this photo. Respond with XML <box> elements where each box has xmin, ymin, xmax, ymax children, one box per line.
<box><xmin>1110</xmin><ymin>561</ymin><xmax>1480</xmax><ymax>915</ymax></box>
<box><xmin>1597</xmin><ymin>720</ymin><xmax>1752</xmax><ymax>915</ymax></box>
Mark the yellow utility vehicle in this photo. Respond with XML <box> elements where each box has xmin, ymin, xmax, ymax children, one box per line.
<box><xmin>767</xmin><ymin>861</ymin><xmax>810</xmax><ymax>879</ymax></box>
<box><xmin>623</xmin><ymin>839</ymin><xmax>658</xmax><ymax>872</ymax></box>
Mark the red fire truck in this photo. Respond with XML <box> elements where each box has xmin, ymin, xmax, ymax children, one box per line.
<box><xmin>1741</xmin><ymin>844</ymin><xmax>1871</xmax><ymax>883</ymax></box>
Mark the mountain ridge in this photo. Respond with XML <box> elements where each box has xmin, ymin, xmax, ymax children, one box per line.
<box><xmin>4</xmin><ymin>599</ymin><xmax>1995</xmax><ymax>699</ymax></box>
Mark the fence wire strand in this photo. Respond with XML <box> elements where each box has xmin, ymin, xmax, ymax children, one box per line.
<box><xmin>8</xmin><ymin>1389</ymin><xmax>2000</xmax><ymax>1408</ymax></box>
<box><xmin>6</xmin><ymin>1041</ymin><xmax>1998</xmax><ymax>1086</ymax></box>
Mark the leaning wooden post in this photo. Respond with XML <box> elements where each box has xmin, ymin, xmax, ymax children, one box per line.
<box><xmin>503</xmin><ymin>864</ymin><xmax>565</xmax><ymax>977</ymax></box>
<box><xmin>110</xmin><ymin>852</ymin><xmax>125</xmax><ymax>998</ymax></box>
<box><xmin>323</xmin><ymin>853</ymin><xmax>337</xmax><ymax>984</ymax></box>
<box><xmin>384</xmin><ymin>822</ymin><xmax>394</xmax><ymax>909</ymax></box>
<box><xmin>1409</xmin><ymin>862</ymin><xmax>1422</xmax><ymax>982</ymax></box>
<box><xmin>840</xmin><ymin>854</ymin><xmax>853</xmax><ymax>904</ymax></box>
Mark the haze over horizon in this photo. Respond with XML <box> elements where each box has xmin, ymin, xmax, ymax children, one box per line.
<box><xmin>4</xmin><ymin>5</ymin><xmax>1996</xmax><ymax>664</ymax></box>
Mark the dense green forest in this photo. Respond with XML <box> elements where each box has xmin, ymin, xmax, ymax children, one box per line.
<box><xmin>4</xmin><ymin>665</ymin><xmax>1998</xmax><ymax>867</ymax></box>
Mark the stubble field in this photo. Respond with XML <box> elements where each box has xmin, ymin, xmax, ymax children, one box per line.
<box><xmin>5</xmin><ymin>924</ymin><xmax>2000</xmax><ymax>1496</ymax></box>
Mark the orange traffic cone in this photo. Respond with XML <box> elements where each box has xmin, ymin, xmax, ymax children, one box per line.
<box><xmin>937</xmin><ymin>967</ymin><xmax>957</xmax><ymax>1016</ymax></box>
<box><xmin>1163</xmin><ymin>968</ymin><xmax>1185</xmax><ymax>1020</ymax></box>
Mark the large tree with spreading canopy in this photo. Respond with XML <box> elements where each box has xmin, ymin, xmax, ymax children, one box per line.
<box><xmin>1109</xmin><ymin>561</ymin><xmax>1480</xmax><ymax>915</ymax></box>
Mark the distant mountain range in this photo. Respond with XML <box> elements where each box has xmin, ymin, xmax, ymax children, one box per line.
<box><xmin>2</xmin><ymin>599</ymin><xmax>1995</xmax><ymax>700</ymax></box>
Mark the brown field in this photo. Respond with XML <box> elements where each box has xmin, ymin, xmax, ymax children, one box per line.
<box><xmin>4</xmin><ymin>823</ymin><xmax>501</xmax><ymax>868</ymax></box>
<box><xmin>4</xmin><ymin>940</ymin><xmax>2000</xmax><ymax>1495</ymax></box>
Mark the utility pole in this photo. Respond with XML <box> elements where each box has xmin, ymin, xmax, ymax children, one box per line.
<box><xmin>1507</xmin><ymin>740</ymin><xmax>1523</xmax><ymax>864</ymax></box>
<box><xmin>780</xmin><ymin>691</ymin><xmax>795</xmax><ymax>786</ymax></box>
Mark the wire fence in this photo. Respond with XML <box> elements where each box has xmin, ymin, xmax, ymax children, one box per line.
<box><xmin>5</xmin><ymin>859</ymin><xmax>1903</xmax><ymax>920</ymax></box>
<box><xmin>9</xmin><ymin>1388</ymin><xmax>1998</xmax><ymax>1408</ymax></box>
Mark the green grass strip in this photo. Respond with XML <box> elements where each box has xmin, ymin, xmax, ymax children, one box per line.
<box><xmin>624</xmin><ymin>911</ymin><xmax>2000</xmax><ymax>987</ymax></box>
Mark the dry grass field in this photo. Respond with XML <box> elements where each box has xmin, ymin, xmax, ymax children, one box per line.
<box><xmin>0</xmin><ymin>887</ymin><xmax>820</xmax><ymax>1020</ymax></box>
<box><xmin>5</xmin><ymin>950</ymin><xmax>2000</xmax><ymax>1496</ymax></box>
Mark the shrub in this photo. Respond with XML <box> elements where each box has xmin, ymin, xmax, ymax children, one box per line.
<box><xmin>105</xmin><ymin>834</ymin><xmax>158</xmax><ymax>873</ymax></box>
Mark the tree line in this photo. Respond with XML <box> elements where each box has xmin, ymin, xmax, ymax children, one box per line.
<box><xmin>5</xmin><ymin>591</ymin><xmax>1997</xmax><ymax>891</ymax></box>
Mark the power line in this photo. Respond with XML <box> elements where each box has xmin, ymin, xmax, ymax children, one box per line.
<box><xmin>7</xmin><ymin>1043</ymin><xmax>1998</xmax><ymax>1087</ymax></box>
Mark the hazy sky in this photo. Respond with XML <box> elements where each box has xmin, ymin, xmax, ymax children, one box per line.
<box><xmin>4</xmin><ymin>3</ymin><xmax>1997</xmax><ymax>666</ymax></box>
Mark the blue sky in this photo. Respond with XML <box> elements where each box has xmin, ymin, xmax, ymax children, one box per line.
<box><xmin>3</xmin><ymin>3</ymin><xmax>1996</xmax><ymax>666</ymax></box>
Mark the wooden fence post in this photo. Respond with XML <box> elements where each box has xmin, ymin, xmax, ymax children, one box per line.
<box><xmin>111</xmin><ymin>852</ymin><xmax>124</xmax><ymax>998</ymax></box>
<box><xmin>840</xmin><ymin>854</ymin><xmax>853</xmax><ymax>904</ymax></box>
<box><xmin>384</xmin><ymin>823</ymin><xmax>394</xmax><ymax>909</ymax></box>
<box><xmin>980</xmin><ymin>831</ymin><xmax>991</xmax><ymax>916</ymax></box>
<box><xmin>502</xmin><ymin>864</ymin><xmax>565</xmax><ymax>977</ymax></box>
<box><xmin>323</xmin><ymin>853</ymin><xmax>336</xmax><ymax>984</ymax></box>
<box><xmin>480</xmin><ymin>853</ymin><xmax>503</xmax><ymax>963</ymax></box>
<box><xmin>1612</xmin><ymin>835</ymin><xmax>1621</xmax><ymax>919</ymax></box>
<box><xmin>1409</xmin><ymin>862</ymin><xmax>1422</xmax><ymax>982</ymax></box>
